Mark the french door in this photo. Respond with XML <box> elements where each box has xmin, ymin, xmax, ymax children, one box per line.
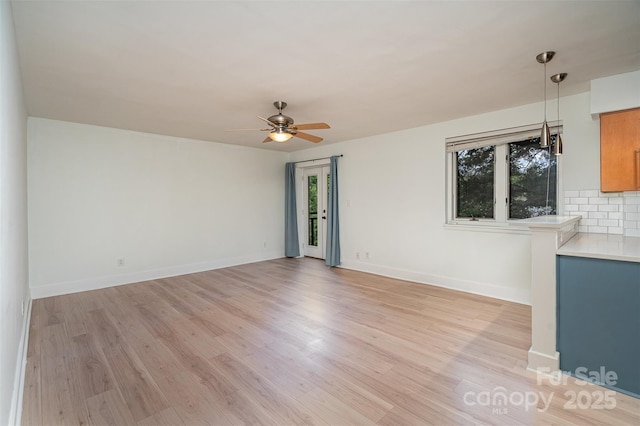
<box><xmin>303</xmin><ymin>166</ymin><xmax>329</xmax><ymax>259</ymax></box>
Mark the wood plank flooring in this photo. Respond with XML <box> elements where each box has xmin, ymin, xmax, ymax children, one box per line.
<box><xmin>22</xmin><ymin>258</ymin><xmax>640</xmax><ymax>425</ymax></box>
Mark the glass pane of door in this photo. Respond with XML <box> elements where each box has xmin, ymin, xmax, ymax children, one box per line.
<box><xmin>307</xmin><ymin>175</ymin><xmax>318</xmax><ymax>247</ymax></box>
<box><xmin>303</xmin><ymin>166</ymin><xmax>329</xmax><ymax>259</ymax></box>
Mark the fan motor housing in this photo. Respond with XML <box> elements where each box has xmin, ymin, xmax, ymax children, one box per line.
<box><xmin>268</xmin><ymin>114</ymin><xmax>294</xmax><ymax>126</ymax></box>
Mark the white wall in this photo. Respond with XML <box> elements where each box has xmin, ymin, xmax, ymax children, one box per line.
<box><xmin>26</xmin><ymin>89</ymin><xmax>603</xmax><ymax>306</ymax></box>
<box><xmin>28</xmin><ymin>118</ymin><xmax>288</xmax><ymax>298</ymax></box>
<box><xmin>0</xmin><ymin>1</ymin><xmax>30</xmax><ymax>424</ymax></box>
<box><xmin>590</xmin><ymin>70</ymin><xmax>640</xmax><ymax>115</ymax></box>
<box><xmin>290</xmin><ymin>92</ymin><xmax>599</xmax><ymax>304</ymax></box>
<box><xmin>560</xmin><ymin>93</ymin><xmax>602</xmax><ymax>191</ymax></box>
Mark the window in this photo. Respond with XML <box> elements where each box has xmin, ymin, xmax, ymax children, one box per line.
<box><xmin>446</xmin><ymin>123</ymin><xmax>561</xmax><ymax>228</ymax></box>
<box><xmin>509</xmin><ymin>137</ymin><xmax>557</xmax><ymax>219</ymax></box>
<box><xmin>456</xmin><ymin>146</ymin><xmax>495</xmax><ymax>219</ymax></box>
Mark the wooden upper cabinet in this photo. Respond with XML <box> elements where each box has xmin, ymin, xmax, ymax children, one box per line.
<box><xmin>600</xmin><ymin>107</ymin><xmax>640</xmax><ymax>192</ymax></box>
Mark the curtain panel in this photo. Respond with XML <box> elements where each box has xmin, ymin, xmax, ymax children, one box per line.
<box><xmin>284</xmin><ymin>162</ymin><xmax>300</xmax><ymax>257</ymax></box>
<box><xmin>325</xmin><ymin>156</ymin><xmax>341</xmax><ymax>266</ymax></box>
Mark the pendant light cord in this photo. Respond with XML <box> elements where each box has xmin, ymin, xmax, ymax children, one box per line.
<box><xmin>557</xmin><ymin>82</ymin><xmax>560</xmax><ymax>129</ymax></box>
<box><xmin>545</xmin><ymin>81</ymin><xmax>562</xmax><ymax>212</ymax></box>
<box><xmin>543</xmin><ymin>60</ymin><xmax>550</xmax><ymax>214</ymax></box>
<box><xmin>543</xmin><ymin>62</ymin><xmax>547</xmax><ymax>122</ymax></box>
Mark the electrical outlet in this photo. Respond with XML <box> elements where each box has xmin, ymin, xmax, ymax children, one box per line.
<box><xmin>117</xmin><ymin>258</ymin><xmax>125</xmax><ymax>267</ymax></box>
<box><xmin>263</xmin><ymin>241</ymin><xmax>267</xmax><ymax>248</ymax></box>
<box><xmin>366</xmin><ymin>252</ymin><xmax>370</xmax><ymax>260</ymax></box>
<box><xmin>356</xmin><ymin>252</ymin><xmax>360</xmax><ymax>259</ymax></box>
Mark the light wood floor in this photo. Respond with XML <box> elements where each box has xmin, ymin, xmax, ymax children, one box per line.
<box><xmin>22</xmin><ymin>258</ymin><xmax>639</xmax><ymax>425</ymax></box>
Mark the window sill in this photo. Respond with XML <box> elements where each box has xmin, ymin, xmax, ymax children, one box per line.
<box><xmin>444</xmin><ymin>220</ymin><xmax>533</xmax><ymax>235</ymax></box>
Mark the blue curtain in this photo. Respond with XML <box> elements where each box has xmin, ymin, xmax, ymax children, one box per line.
<box><xmin>284</xmin><ymin>162</ymin><xmax>300</xmax><ymax>257</ymax></box>
<box><xmin>326</xmin><ymin>156</ymin><xmax>341</xmax><ymax>266</ymax></box>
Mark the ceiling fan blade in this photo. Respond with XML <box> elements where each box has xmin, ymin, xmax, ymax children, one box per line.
<box><xmin>294</xmin><ymin>131</ymin><xmax>323</xmax><ymax>143</ymax></box>
<box><xmin>225</xmin><ymin>128</ymin><xmax>271</xmax><ymax>132</ymax></box>
<box><xmin>262</xmin><ymin>136</ymin><xmax>272</xmax><ymax>143</ymax></box>
<box><xmin>257</xmin><ymin>116</ymin><xmax>277</xmax><ymax>128</ymax></box>
<box><xmin>293</xmin><ymin>122</ymin><xmax>330</xmax><ymax>130</ymax></box>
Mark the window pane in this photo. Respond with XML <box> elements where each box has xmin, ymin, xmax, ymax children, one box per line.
<box><xmin>308</xmin><ymin>175</ymin><xmax>318</xmax><ymax>246</ymax></box>
<box><xmin>509</xmin><ymin>137</ymin><xmax>557</xmax><ymax>219</ymax></box>
<box><xmin>456</xmin><ymin>146</ymin><xmax>495</xmax><ymax>219</ymax></box>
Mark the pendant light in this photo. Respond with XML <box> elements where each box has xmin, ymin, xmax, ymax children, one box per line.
<box><xmin>536</xmin><ymin>51</ymin><xmax>555</xmax><ymax>148</ymax></box>
<box><xmin>550</xmin><ymin>73</ymin><xmax>567</xmax><ymax>156</ymax></box>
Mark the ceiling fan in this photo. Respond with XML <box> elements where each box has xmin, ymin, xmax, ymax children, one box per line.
<box><xmin>226</xmin><ymin>101</ymin><xmax>330</xmax><ymax>143</ymax></box>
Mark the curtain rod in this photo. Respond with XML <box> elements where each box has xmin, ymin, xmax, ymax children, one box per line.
<box><xmin>292</xmin><ymin>154</ymin><xmax>343</xmax><ymax>164</ymax></box>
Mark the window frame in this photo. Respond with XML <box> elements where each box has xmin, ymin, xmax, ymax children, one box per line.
<box><xmin>445</xmin><ymin>122</ymin><xmax>563</xmax><ymax>230</ymax></box>
<box><xmin>455</xmin><ymin>145</ymin><xmax>496</xmax><ymax>220</ymax></box>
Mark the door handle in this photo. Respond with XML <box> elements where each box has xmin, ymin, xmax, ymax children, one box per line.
<box><xmin>322</xmin><ymin>216</ymin><xmax>326</xmax><ymax>220</ymax></box>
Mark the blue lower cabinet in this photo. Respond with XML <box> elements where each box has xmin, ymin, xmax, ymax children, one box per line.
<box><xmin>557</xmin><ymin>255</ymin><xmax>640</xmax><ymax>397</ymax></box>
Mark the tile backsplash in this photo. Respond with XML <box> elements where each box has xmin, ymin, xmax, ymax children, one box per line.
<box><xmin>564</xmin><ymin>190</ymin><xmax>640</xmax><ymax>237</ymax></box>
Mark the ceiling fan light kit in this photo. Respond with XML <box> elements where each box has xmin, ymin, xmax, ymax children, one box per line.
<box><xmin>269</xmin><ymin>129</ymin><xmax>293</xmax><ymax>142</ymax></box>
<box><xmin>226</xmin><ymin>101</ymin><xmax>330</xmax><ymax>144</ymax></box>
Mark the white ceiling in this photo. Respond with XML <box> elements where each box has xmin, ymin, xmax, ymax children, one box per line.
<box><xmin>10</xmin><ymin>0</ymin><xmax>640</xmax><ymax>152</ymax></box>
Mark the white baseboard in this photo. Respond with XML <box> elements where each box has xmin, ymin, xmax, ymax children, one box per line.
<box><xmin>30</xmin><ymin>251</ymin><xmax>284</xmax><ymax>299</ymax></box>
<box><xmin>9</xmin><ymin>295</ymin><xmax>32</xmax><ymax>426</ymax></box>
<box><xmin>31</xmin><ymin>254</ymin><xmax>531</xmax><ymax>304</ymax></box>
<box><xmin>527</xmin><ymin>348</ymin><xmax>560</xmax><ymax>375</ymax></box>
<box><xmin>340</xmin><ymin>259</ymin><xmax>531</xmax><ymax>305</ymax></box>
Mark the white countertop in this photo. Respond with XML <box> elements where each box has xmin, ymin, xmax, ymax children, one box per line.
<box><xmin>557</xmin><ymin>233</ymin><xmax>640</xmax><ymax>263</ymax></box>
<box><xmin>510</xmin><ymin>215</ymin><xmax>581</xmax><ymax>229</ymax></box>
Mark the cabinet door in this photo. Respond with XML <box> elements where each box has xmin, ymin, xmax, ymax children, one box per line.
<box><xmin>600</xmin><ymin>107</ymin><xmax>640</xmax><ymax>192</ymax></box>
<box><xmin>557</xmin><ymin>255</ymin><xmax>640</xmax><ymax>397</ymax></box>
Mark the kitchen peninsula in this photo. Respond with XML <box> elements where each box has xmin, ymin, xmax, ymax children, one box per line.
<box><xmin>515</xmin><ymin>216</ymin><xmax>639</xmax><ymax>398</ymax></box>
